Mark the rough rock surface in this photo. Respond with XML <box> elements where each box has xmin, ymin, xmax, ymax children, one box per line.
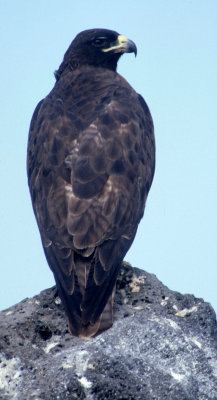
<box><xmin>0</xmin><ymin>264</ymin><xmax>217</xmax><ymax>400</ymax></box>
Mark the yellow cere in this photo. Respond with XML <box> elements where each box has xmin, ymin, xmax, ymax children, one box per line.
<box><xmin>117</xmin><ymin>35</ymin><xmax>127</xmax><ymax>44</ymax></box>
<box><xmin>102</xmin><ymin>35</ymin><xmax>128</xmax><ymax>52</ymax></box>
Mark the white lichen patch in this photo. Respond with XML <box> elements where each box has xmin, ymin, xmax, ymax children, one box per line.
<box><xmin>161</xmin><ymin>297</ymin><xmax>169</xmax><ymax>306</ymax></box>
<box><xmin>132</xmin><ymin>305</ymin><xmax>144</xmax><ymax>310</ymax></box>
<box><xmin>78</xmin><ymin>376</ymin><xmax>92</xmax><ymax>389</ymax></box>
<box><xmin>174</xmin><ymin>305</ymin><xmax>198</xmax><ymax>317</ymax></box>
<box><xmin>122</xmin><ymin>261</ymin><xmax>132</xmax><ymax>267</ymax></box>
<box><xmin>129</xmin><ymin>274</ymin><xmax>145</xmax><ymax>293</ymax></box>
<box><xmin>0</xmin><ymin>354</ymin><xmax>22</xmax><ymax>396</ymax></box>
<box><xmin>191</xmin><ymin>338</ymin><xmax>202</xmax><ymax>349</ymax></box>
<box><xmin>167</xmin><ymin>319</ymin><xmax>180</xmax><ymax>330</ymax></box>
<box><xmin>62</xmin><ymin>360</ymin><xmax>74</xmax><ymax>369</ymax></box>
<box><xmin>5</xmin><ymin>311</ymin><xmax>13</xmax><ymax>316</ymax></box>
<box><xmin>87</xmin><ymin>363</ymin><xmax>95</xmax><ymax>370</ymax></box>
<box><xmin>170</xmin><ymin>369</ymin><xmax>185</xmax><ymax>382</ymax></box>
<box><xmin>124</xmin><ymin>298</ymin><xmax>129</xmax><ymax>304</ymax></box>
<box><xmin>62</xmin><ymin>351</ymin><xmax>93</xmax><ymax>392</ymax></box>
<box><xmin>43</xmin><ymin>341</ymin><xmax>59</xmax><ymax>354</ymax></box>
<box><xmin>75</xmin><ymin>350</ymin><xmax>90</xmax><ymax>377</ymax></box>
<box><xmin>54</xmin><ymin>297</ymin><xmax>62</xmax><ymax>305</ymax></box>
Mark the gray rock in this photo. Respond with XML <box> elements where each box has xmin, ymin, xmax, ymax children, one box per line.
<box><xmin>0</xmin><ymin>264</ymin><xmax>217</xmax><ymax>400</ymax></box>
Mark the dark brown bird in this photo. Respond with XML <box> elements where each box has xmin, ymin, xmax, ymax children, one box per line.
<box><xmin>27</xmin><ymin>29</ymin><xmax>155</xmax><ymax>338</ymax></box>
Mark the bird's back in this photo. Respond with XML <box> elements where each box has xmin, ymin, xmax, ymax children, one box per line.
<box><xmin>27</xmin><ymin>47</ymin><xmax>155</xmax><ymax>338</ymax></box>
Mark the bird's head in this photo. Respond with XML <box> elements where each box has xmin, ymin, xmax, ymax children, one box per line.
<box><xmin>55</xmin><ymin>29</ymin><xmax>137</xmax><ymax>80</ymax></box>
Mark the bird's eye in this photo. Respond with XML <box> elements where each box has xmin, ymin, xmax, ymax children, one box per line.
<box><xmin>92</xmin><ymin>37</ymin><xmax>108</xmax><ymax>47</ymax></box>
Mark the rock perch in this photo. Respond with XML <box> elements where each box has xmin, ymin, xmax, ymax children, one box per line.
<box><xmin>0</xmin><ymin>264</ymin><xmax>217</xmax><ymax>399</ymax></box>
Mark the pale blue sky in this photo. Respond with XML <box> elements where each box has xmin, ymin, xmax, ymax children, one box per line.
<box><xmin>1</xmin><ymin>1</ymin><xmax>216</xmax><ymax>313</ymax></box>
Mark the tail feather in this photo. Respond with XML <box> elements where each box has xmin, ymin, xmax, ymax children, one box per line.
<box><xmin>95</xmin><ymin>290</ymin><xmax>115</xmax><ymax>335</ymax></box>
<box><xmin>69</xmin><ymin>290</ymin><xmax>115</xmax><ymax>338</ymax></box>
<box><xmin>43</xmin><ymin>242</ymin><xmax>121</xmax><ymax>338</ymax></box>
<box><xmin>81</xmin><ymin>260</ymin><xmax>120</xmax><ymax>325</ymax></box>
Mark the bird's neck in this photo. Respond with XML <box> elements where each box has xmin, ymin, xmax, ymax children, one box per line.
<box><xmin>54</xmin><ymin>56</ymin><xmax>119</xmax><ymax>81</ymax></box>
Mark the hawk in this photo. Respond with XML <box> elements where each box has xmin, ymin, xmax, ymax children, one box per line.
<box><xmin>27</xmin><ymin>29</ymin><xmax>155</xmax><ymax>338</ymax></box>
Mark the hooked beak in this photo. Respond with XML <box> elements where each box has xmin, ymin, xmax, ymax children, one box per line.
<box><xmin>102</xmin><ymin>35</ymin><xmax>137</xmax><ymax>56</ymax></box>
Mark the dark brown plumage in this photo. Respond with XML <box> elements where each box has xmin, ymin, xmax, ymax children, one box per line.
<box><xmin>27</xmin><ymin>29</ymin><xmax>155</xmax><ymax>338</ymax></box>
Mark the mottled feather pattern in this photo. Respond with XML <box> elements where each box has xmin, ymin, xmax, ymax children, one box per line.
<box><xmin>27</xmin><ymin>29</ymin><xmax>155</xmax><ymax>337</ymax></box>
